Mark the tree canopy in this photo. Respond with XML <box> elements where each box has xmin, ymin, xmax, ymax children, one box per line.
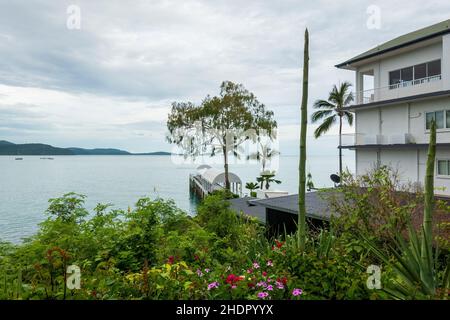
<box><xmin>167</xmin><ymin>81</ymin><xmax>277</xmax><ymax>190</ymax></box>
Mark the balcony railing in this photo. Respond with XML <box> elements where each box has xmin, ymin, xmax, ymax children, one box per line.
<box><xmin>352</xmin><ymin>74</ymin><xmax>442</xmax><ymax>105</ymax></box>
<box><xmin>341</xmin><ymin>133</ymin><xmax>416</xmax><ymax>147</ymax></box>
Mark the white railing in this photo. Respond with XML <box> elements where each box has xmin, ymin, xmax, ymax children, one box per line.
<box><xmin>353</xmin><ymin>74</ymin><xmax>442</xmax><ymax>105</ymax></box>
<box><xmin>341</xmin><ymin>133</ymin><xmax>416</xmax><ymax>147</ymax></box>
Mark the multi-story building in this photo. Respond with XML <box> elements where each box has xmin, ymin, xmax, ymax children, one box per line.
<box><xmin>337</xmin><ymin>19</ymin><xmax>450</xmax><ymax>197</ymax></box>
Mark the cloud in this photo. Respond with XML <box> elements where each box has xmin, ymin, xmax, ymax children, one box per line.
<box><xmin>0</xmin><ymin>0</ymin><xmax>449</xmax><ymax>152</ymax></box>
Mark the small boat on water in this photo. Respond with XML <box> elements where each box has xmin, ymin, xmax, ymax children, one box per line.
<box><xmin>40</xmin><ymin>157</ymin><xmax>54</xmax><ymax>160</ymax></box>
<box><xmin>15</xmin><ymin>157</ymin><xmax>23</xmax><ymax>160</ymax></box>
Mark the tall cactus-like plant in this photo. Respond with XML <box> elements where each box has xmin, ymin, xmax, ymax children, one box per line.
<box><xmin>298</xmin><ymin>28</ymin><xmax>309</xmax><ymax>251</ymax></box>
<box><xmin>421</xmin><ymin>120</ymin><xmax>436</xmax><ymax>286</ymax></box>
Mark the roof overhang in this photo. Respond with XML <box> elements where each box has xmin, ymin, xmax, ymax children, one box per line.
<box><xmin>336</xmin><ymin>19</ymin><xmax>450</xmax><ymax>70</ymax></box>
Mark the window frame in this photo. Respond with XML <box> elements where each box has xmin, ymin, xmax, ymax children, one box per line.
<box><xmin>389</xmin><ymin>59</ymin><xmax>442</xmax><ymax>90</ymax></box>
<box><xmin>436</xmin><ymin>159</ymin><xmax>450</xmax><ymax>178</ymax></box>
<box><xmin>425</xmin><ymin>109</ymin><xmax>450</xmax><ymax>131</ymax></box>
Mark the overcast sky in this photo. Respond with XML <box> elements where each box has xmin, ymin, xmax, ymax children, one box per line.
<box><xmin>1</xmin><ymin>0</ymin><xmax>449</xmax><ymax>153</ymax></box>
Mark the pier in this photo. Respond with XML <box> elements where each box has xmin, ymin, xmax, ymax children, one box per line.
<box><xmin>189</xmin><ymin>165</ymin><xmax>242</xmax><ymax>198</ymax></box>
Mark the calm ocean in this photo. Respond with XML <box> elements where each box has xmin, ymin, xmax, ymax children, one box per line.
<box><xmin>0</xmin><ymin>153</ymin><xmax>354</xmax><ymax>243</ymax></box>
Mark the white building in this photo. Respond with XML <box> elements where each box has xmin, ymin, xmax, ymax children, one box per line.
<box><xmin>337</xmin><ymin>19</ymin><xmax>450</xmax><ymax>197</ymax></box>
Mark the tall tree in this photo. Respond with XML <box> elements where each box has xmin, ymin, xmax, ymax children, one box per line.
<box><xmin>298</xmin><ymin>28</ymin><xmax>309</xmax><ymax>252</ymax></box>
<box><xmin>311</xmin><ymin>82</ymin><xmax>354</xmax><ymax>176</ymax></box>
<box><xmin>167</xmin><ymin>81</ymin><xmax>277</xmax><ymax>191</ymax></box>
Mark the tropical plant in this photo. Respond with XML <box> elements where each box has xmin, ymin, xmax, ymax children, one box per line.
<box><xmin>311</xmin><ymin>81</ymin><xmax>354</xmax><ymax>176</ymax></box>
<box><xmin>362</xmin><ymin>121</ymin><xmax>450</xmax><ymax>299</ymax></box>
<box><xmin>257</xmin><ymin>171</ymin><xmax>281</xmax><ymax>190</ymax></box>
<box><xmin>167</xmin><ymin>81</ymin><xmax>277</xmax><ymax>191</ymax></box>
<box><xmin>245</xmin><ymin>182</ymin><xmax>259</xmax><ymax>197</ymax></box>
<box><xmin>247</xmin><ymin>138</ymin><xmax>280</xmax><ymax>173</ymax></box>
<box><xmin>298</xmin><ymin>28</ymin><xmax>309</xmax><ymax>252</ymax></box>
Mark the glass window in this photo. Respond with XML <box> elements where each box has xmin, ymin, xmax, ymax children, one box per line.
<box><xmin>427</xmin><ymin>60</ymin><xmax>441</xmax><ymax>77</ymax></box>
<box><xmin>437</xmin><ymin>160</ymin><xmax>449</xmax><ymax>176</ymax></box>
<box><xmin>414</xmin><ymin>63</ymin><xmax>427</xmax><ymax>80</ymax></box>
<box><xmin>447</xmin><ymin>110</ymin><xmax>450</xmax><ymax>128</ymax></box>
<box><xmin>389</xmin><ymin>70</ymin><xmax>401</xmax><ymax>87</ymax></box>
<box><xmin>426</xmin><ymin>112</ymin><xmax>434</xmax><ymax>130</ymax></box>
<box><xmin>401</xmin><ymin>66</ymin><xmax>413</xmax><ymax>82</ymax></box>
<box><xmin>435</xmin><ymin>111</ymin><xmax>444</xmax><ymax>129</ymax></box>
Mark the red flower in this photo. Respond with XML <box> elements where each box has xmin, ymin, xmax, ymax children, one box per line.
<box><xmin>275</xmin><ymin>240</ymin><xmax>284</xmax><ymax>248</ymax></box>
<box><xmin>226</xmin><ymin>274</ymin><xmax>244</xmax><ymax>285</ymax></box>
<box><xmin>167</xmin><ymin>256</ymin><xmax>175</xmax><ymax>265</ymax></box>
<box><xmin>247</xmin><ymin>282</ymin><xmax>255</xmax><ymax>288</ymax></box>
<box><xmin>277</xmin><ymin>277</ymin><xmax>288</xmax><ymax>285</ymax></box>
<box><xmin>262</xmin><ymin>271</ymin><xmax>267</xmax><ymax>277</ymax></box>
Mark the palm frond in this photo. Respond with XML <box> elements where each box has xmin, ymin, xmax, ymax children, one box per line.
<box><xmin>313</xmin><ymin>99</ymin><xmax>335</xmax><ymax>110</ymax></box>
<box><xmin>344</xmin><ymin>111</ymin><xmax>354</xmax><ymax>126</ymax></box>
<box><xmin>313</xmin><ymin>115</ymin><xmax>336</xmax><ymax>138</ymax></box>
<box><xmin>311</xmin><ymin>109</ymin><xmax>333</xmax><ymax>123</ymax></box>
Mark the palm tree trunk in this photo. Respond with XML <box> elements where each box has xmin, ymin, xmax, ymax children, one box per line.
<box><xmin>339</xmin><ymin>115</ymin><xmax>343</xmax><ymax>176</ymax></box>
<box><xmin>223</xmin><ymin>145</ymin><xmax>230</xmax><ymax>192</ymax></box>
<box><xmin>298</xmin><ymin>28</ymin><xmax>309</xmax><ymax>252</ymax></box>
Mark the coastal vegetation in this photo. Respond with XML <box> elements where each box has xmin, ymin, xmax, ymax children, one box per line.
<box><xmin>0</xmin><ymin>163</ymin><xmax>447</xmax><ymax>299</ymax></box>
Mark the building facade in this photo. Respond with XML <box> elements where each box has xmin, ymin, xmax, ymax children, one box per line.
<box><xmin>337</xmin><ymin>20</ymin><xmax>450</xmax><ymax>197</ymax></box>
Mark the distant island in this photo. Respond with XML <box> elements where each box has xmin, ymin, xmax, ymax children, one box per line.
<box><xmin>0</xmin><ymin>140</ymin><xmax>172</xmax><ymax>156</ymax></box>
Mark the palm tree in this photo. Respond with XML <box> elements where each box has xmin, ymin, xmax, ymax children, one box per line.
<box><xmin>247</xmin><ymin>140</ymin><xmax>280</xmax><ymax>173</ymax></box>
<box><xmin>311</xmin><ymin>82</ymin><xmax>354</xmax><ymax>176</ymax></box>
<box><xmin>257</xmin><ymin>171</ymin><xmax>281</xmax><ymax>190</ymax></box>
<box><xmin>245</xmin><ymin>182</ymin><xmax>259</xmax><ymax>197</ymax></box>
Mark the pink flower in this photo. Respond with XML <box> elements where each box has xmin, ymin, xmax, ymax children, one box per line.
<box><xmin>204</xmin><ymin>268</ymin><xmax>210</xmax><ymax>273</ymax></box>
<box><xmin>256</xmin><ymin>281</ymin><xmax>267</xmax><ymax>288</ymax></box>
<box><xmin>231</xmin><ymin>285</ymin><xmax>237</xmax><ymax>289</ymax></box>
<box><xmin>267</xmin><ymin>285</ymin><xmax>273</xmax><ymax>291</ymax></box>
<box><xmin>207</xmin><ymin>282</ymin><xmax>219</xmax><ymax>290</ymax></box>
<box><xmin>247</xmin><ymin>268</ymin><xmax>253</xmax><ymax>274</ymax></box>
<box><xmin>257</xmin><ymin>292</ymin><xmax>269</xmax><ymax>299</ymax></box>
<box><xmin>292</xmin><ymin>288</ymin><xmax>303</xmax><ymax>296</ymax></box>
<box><xmin>275</xmin><ymin>281</ymin><xmax>284</xmax><ymax>289</ymax></box>
<box><xmin>267</xmin><ymin>260</ymin><xmax>273</xmax><ymax>267</ymax></box>
<box><xmin>197</xmin><ymin>269</ymin><xmax>203</xmax><ymax>277</ymax></box>
<box><xmin>253</xmin><ymin>262</ymin><xmax>260</xmax><ymax>269</ymax></box>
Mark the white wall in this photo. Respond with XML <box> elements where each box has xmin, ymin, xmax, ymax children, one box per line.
<box><xmin>409</xmin><ymin>97</ymin><xmax>450</xmax><ymax>144</ymax></box>
<box><xmin>355</xmin><ymin>97</ymin><xmax>450</xmax><ymax>145</ymax></box>
<box><xmin>356</xmin><ymin>147</ymin><xmax>450</xmax><ymax>196</ymax></box>
<box><xmin>442</xmin><ymin>34</ymin><xmax>450</xmax><ymax>90</ymax></box>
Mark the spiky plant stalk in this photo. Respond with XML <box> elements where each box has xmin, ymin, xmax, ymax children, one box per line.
<box><xmin>298</xmin><ymin>28</ymin><xmax>309</xmax><ymax>251</ymax></box>
<box><xmin>421</xmin><ymin>120</ymin><xmax>436</xmax><ymax>287</ymax></box>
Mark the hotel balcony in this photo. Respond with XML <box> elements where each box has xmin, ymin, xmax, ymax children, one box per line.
<box><xmin>341</xmin><ymin>133</ymin><xmax>416</xmax><ymax>148</ymax></box>
<box><xmin>353</xmin><ymin>74</ymin><xmax>442</xmax><ymax>105</ymax></box>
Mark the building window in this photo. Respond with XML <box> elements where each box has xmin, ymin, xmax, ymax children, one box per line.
<box><xmin>426</xmin><ymin>110</ymin><xmax>449</xmax><ymax>130</ymax></box>
<box><xmin>428</xmin><ymin>60</ymin><xmax>441</xmax><ymax>77</ymax></box>
<box><xmin>389</xmin><ymin>59</ymin><xmax>441</xmax><ymax>89</ymax></box>
<box><xmin>389</xmin><ymin>70</ymin><xmax>401</xmax><ymax>86</ymax></box>
<box><xmin>437</xmin><ymin>160</ymin><xmax>450</xmax><ymax>176</ymax></box>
